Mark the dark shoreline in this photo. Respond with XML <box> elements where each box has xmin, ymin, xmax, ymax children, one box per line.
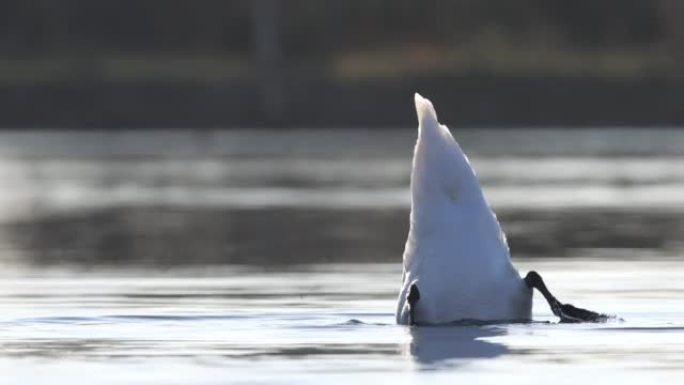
<box><xmin>4</xmin><ymin>75</ymin><xmax>684</xmax><ymax>129</ymax></box>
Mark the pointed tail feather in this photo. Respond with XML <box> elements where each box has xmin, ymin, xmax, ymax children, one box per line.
<box><xmin>414</xmin><ymin>93</ymin><xmax>438</xmax><ymax>127</ymax></box>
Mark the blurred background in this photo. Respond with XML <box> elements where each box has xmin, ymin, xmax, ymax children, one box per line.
<box><xmin>1</xmin><ymin>0</ymin><xmax>684</xmax><ymax>268</ymax></box>
<box><xmin>2</xmin><ymin>0</ymin><xmax>684</xmax><ymax>127</ymax></box>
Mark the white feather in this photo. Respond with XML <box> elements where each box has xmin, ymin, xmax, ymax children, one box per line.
<box><xmin>396</xmin><ymin>93</ymin><xmax>532</xmax><ymax>324</ymax></box>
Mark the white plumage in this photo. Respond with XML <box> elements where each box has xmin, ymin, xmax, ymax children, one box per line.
<box><xmin>396</xmin><ymin>94</ymin><xmax>532</xmax><ymax>325</ymax></box>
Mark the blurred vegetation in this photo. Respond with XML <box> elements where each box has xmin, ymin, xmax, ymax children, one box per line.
<box><xmin>2</xmin><ymin>0</ymin><xmax>684</xmax><ymax>127</ymax></box>
<box><xmin>1</xmin><ymin>0</ymin><xmax>680</xmax><ymax>79</ymax></box>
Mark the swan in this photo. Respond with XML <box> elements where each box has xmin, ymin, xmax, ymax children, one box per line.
<box><xmin>396</xmin><ymin>93</ymin><xmax>606</xmax><ymax>325</ymax></box>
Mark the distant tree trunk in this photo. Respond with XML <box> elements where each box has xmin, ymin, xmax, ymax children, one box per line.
<box><xmin>251</xmin><ymin>0</ymin><xmax>284</xmax><ymax>123</ymax></box>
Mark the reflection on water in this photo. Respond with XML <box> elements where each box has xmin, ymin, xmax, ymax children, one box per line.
<box><xmin>0</xmin><ymin>128</ymin><xmax>683</xmax><ymax>266</ymax></box>
<box><xmin>4</xmin><ymin>208</ymin><xmax>684</xmax><ymax>266</ymax></box>
<box><xmin>409</xmin><ymin>326</ymin><xmax>508</xmax><ymax>366</ymax></box>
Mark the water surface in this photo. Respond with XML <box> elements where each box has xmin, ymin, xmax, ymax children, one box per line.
<box><xmin>1</xmin><ymin>259</ymin><xmax>684</xmax><ymax>384</ymax></box>
<box><xmin>0</xmin><ymin>128</ymin><xmax>683</xmax><ymax>384</ymax></box>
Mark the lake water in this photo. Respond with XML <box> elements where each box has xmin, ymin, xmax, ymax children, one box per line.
<box><xmin>0</xmin><ymin>128</ymin><xmax>683</xmax><ymax>384</ymax></box>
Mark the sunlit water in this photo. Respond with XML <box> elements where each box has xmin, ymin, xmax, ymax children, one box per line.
<box><xmin>1</xmin><ymin>260</ymin><xmax>684</xmax><ymax>384</ymax></box>
<box><xmin>0</xmin><ymin>128</ymin><xmax>683</xmax><ymax>384</ymax></box>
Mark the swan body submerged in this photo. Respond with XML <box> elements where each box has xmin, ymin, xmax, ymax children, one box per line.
<box><xmin>396</xmin><ymin>94</ymin><xmax>532</xmax><ymax>325</ymax></box>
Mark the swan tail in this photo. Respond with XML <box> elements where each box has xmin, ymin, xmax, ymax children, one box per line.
<box><xmin>414</xmin><ymin>93</ymin><xmax>439</xmax><ymax>129</ymax></box>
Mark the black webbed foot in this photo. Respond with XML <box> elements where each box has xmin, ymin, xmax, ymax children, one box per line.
<box><xmin>407</xmin><ymin>284</ymin><xmax>420</xmax><ymax>326</ymax></box>
<box><xmin>556</xmin><ymin>303</ymin><xmax>608</xmax><ymax>323</ymax></box>
<box><xmin>525</xmin><ymin>271</ymin><xmax>610</xmax><ymax>323</ymax></box>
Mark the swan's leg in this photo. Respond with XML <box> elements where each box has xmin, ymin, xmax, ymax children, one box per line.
<box><xmin>524</xmin><ymin>271</ymin><xmax>561</xmax><ymax>315</ymax></box>
<box><xmin>525</xmin><ymin>271</ymin><xmax>608</xmax><ymax>323</ymax></box>
<box><xmin>407</xmin><ymin>283</ymin><xmax>420</xmax><ymax>326</ymax></box>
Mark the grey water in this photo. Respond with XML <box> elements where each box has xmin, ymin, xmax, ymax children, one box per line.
<box><xmin>1</xmin><ymin>128</ymin><xmax>684</xmax><ymax>384</ymax></box>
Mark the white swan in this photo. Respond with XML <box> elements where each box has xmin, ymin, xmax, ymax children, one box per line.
<box><xmin>396</xmin><ymin>94</ymin><xmax>607</xmax><ymax>325</ymax></box>
<box><xmin>395</xmin><ymin>93</ymin><xmax>532</xmax><ymax>325</ymax></box>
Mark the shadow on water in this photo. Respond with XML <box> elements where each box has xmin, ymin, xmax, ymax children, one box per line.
<box><xmin>408</xmin><ymin>326</ymin><xmax>508</xmax><ymax>367</ymax></box>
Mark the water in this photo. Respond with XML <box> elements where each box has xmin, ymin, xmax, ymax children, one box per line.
<box><xmin>2</xmin><ymin>260</ymin><xmax>684</xmax><ymax>384</ymax></box>
<box><xmin>0</xmin><ymin>128</ymin><xmax>683</xmax><ymax>384</ymax></box>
